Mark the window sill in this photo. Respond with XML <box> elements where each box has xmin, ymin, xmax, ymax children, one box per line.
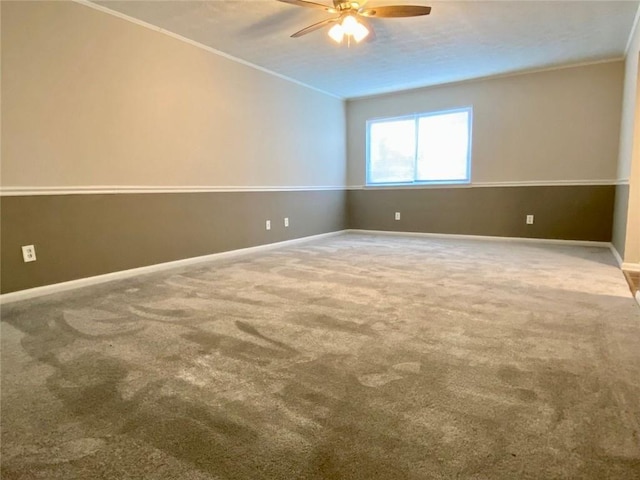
<box><xmin>363</xmin><ymin>181</ymin><xmax>471</xmax><ymax>190</ymax></box>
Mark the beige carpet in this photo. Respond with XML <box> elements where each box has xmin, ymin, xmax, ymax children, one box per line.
<box><xmin>2</xmin><ymin>233</ymin><xmax>639</xmax><ymax>479</ymax></box>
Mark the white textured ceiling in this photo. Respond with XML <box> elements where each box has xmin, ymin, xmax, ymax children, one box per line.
<box><xmin>92</xmin><ymin>0</ymin><xmax>639</xmax><ymax>98</ymax></box>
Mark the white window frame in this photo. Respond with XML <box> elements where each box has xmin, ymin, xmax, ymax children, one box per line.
<box><xmin>365</xmin><ymin>106</ymin><xmax>473</xmax><ymax>186</ymax></box>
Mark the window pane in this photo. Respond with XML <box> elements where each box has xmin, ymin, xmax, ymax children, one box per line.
<box><xmin>416</xmin><ymin>111</ymin><xmax>469</xmax><ymax>182</ymax></box>
<box><xmin>368</xmin><ymin>119</ymin><xmax>416</xmax><ymax>183</ymax></box>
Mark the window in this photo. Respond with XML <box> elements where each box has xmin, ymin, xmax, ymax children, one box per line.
<box><xmin>366</xmin><ymin>107</ymin><xmax>472</xmax><ymax>185</ymax></box>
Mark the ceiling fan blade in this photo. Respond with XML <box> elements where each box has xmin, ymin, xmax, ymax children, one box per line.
<box><xmin>277</xmin><ymin>0</ymin><xmax>336</xmax><ymax>12</ymax></box>
<box><xmin>359</xmin><ymin>5</ymin><xmax>431</xmax><ymax>17</ymax></box>
<box><xmin>291</xmin><ymin>17</ymin><xmax>338</xmax><ymax>37</ymax></box>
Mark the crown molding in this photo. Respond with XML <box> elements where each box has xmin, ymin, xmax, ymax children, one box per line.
<box><xmin>625</xmin><ymin>2</ymin><xmax>640</xmax><ymax>55</ymax></box>
<box><xmin>73</xmin><ymin>0</ymin><xmax>343</xmax><ymax>100</ymax></box>
<box><xmin>347</xmin><ymin>57</ymin><xmax>625</xmax><ymax>101</ymax></box>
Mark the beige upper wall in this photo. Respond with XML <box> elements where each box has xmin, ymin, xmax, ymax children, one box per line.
<box><xmin>1</xmin><ymin>1</ymin><xmax>346</xmax><ymax>188</ymax></box>
<box><xmin>347</xmin><ymin>61</ymin><xmax>624</xmax><ymax>186</ymax></box>
<box><xmin>626</xmin><ymin>73</ymin><xmax>640</xmax><ymax>263</ymax></box>
<box><xmin>621</xmin><ymin>11</ymin><xmax>640</xmax><ymax>265</ymax></box>
<box><xmin>618</xmin><ymin>11</ymin><xmax>640</xmax><ymax>181</ymax></box>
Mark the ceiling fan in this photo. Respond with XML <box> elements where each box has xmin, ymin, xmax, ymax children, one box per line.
<box><xmin>277</xmin><ymin>0</ymin><xmax>431</xmax><ymax>44</ymax></box>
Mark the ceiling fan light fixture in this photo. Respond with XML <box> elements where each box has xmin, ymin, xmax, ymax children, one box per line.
<box><xmin>351</xmin><ymin>20</ymin><xmax>369</xmax><ymax>42</ymax></box>
<box><xmin>328</xmin><ymin>15</ymin><xmax>369</xmax><ymax>43</ymax></box>
<box><xmin>342</xmin><ymin>14</ymin><xmax>358</xmax><ymax>31</ymax></box>
<box><xmin>328</xmin><ymin>23</ymin><xmax>345</xmax><ymax>43</ymax></box>
<box><xmin>280</xmin><ymin>0</ymin><xmax>431</xmax><ymax>43</ymax></box>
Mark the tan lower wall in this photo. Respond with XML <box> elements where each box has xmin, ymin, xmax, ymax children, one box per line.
<box><xmin>347</xmin><ymin>185</ymin><xmax>615</xmax><ymax>242</ymax></box>
<box><xmin>1</xmin><ymin>185</ymin><xmax>618</xmax><ymax>295</ymax></box>
<box><xmin>0</xmin><ymin>190</ymin><xmax>346</xmax><ymax>294</ymax></box>
<box><xmin>612</xmin><ymin>184</ymin><xmax>629</xmax><ymax>258</ymax></box>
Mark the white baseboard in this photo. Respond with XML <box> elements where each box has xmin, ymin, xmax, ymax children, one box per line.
<box><xmin>622</xmin><ymin>262</ymin><xmax>640</xmax><ymax>272</ymax></box>
<box><xmin>347</xmin><ymin>229</ymin><xmax>612</xmax><ymax>248</ymax></box>
<box><xmin>610</xmin><ymin>244</ymin><xmax>624</xmax><ymax>267</ymax></box>
<box><xmin>0</xmin><ymin>231</ymin><xmax>346</xmax><ymax>305</ymax></box>
<box><xmin>608</xmin><ymin>245</ymin><xmax>640</xmax><ymax>272</ymax></box>
<box><xmin>1</xmin><ymin>229</ymin><xmax>626</xmax><ymax>305</ymax></box>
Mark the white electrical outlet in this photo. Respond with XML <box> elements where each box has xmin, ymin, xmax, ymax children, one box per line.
<box><xmin>284</xmin><ymin>217</ymin><xmax>289</xmax><ymax>227</ymax></box>
<box><xmin>395</xmin><ymin>212</ymin><xmax>401</xmax><ymax>221</ymax></box>
<box><xmin>266</xmin><ymin>220</ymin><xmax>271</xmax><ymax>231</ymax></box>
<box><xmin>22</xmin><ymin>245</ymin><xmax>36</xmax><ymax>262</ymax></box>
<box><xmin>526</xmin><ymin>215</ymin><xmax>534</xmax><ymax>225</ymax></box>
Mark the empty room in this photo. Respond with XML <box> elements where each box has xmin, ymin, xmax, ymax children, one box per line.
<box><xmin>1</xmin><ymin>0</ymin><xmax>640</xmax><ymax>478</ymax></box>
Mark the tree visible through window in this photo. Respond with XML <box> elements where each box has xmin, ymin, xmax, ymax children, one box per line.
<box><xmin>366</xmin><ymin>107</ymin><xmax>472</xmax><ymax>185</ymax></box>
